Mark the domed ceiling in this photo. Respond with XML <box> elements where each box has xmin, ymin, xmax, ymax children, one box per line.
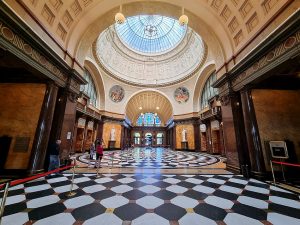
<box><xmin>93</xmin><ymin>15</ymin><xmax>207</xmax><ymax>87</ymax></box>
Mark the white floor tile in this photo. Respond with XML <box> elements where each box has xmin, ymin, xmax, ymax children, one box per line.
<box><xmin>224</xmin><ymin>213</ymin><xmax>263</xmax><ymax>225</ymax></box>
<box><xmin>140</xmin><ymin>177</ymin><xmax>159</xmax><ymax>184</ymax></box>
<box><xmin>24</xmin><ymin>184</ymin><xmax>51</xmax><ymax>193</ymax></box>
<box><xmin>83</xmin><ymin>213</ymin><xmax>123</xmax><ymax>225</ymax></box>
<box><xmin>111</xmin><ymin>185</ymin><xmax>133</xmax><ymax>193</ymax></box>
<box><xmin>53</xmin><ymin>184</ymin><xmax>79</xmax><ymax>193</ymax></box>
<box><xmin>219</xmin><ymin>185</ymin><xmax>242</xmax><ymax>194</ymax></box>
<box><xmin>95</xmin><ymin>177</ymin><xmax>113</xmax><ymax>184</ymax></box>
<box><xmin>47</xmin><ymin>177</ymin><xmax>68</xmax><ymax>183</ymax></box>
<box><xmin>2</xmin><ymin>194</ymin><xmax>26</xmax><ymax>205</ymax></box>
<box><xmin>207</xmin><ymin>178</ymin><xmax>226</xmax><ymax>184</ymax></box>
<box><xmin>193</xmin><ymin>185</ymin><xmax>215</xmax><ymax>194</ymax></box>
<box><xmin>100</xmin><ymin>196</ymin><xmax>129</xmax><ymax>208</ymax></box>
<box><xmin>132</xmin><ymin>213</ymin><xmax>169</xmax><ymax>225</ymax></box>
<box><xmin>117</xmin><ymin>177</ymin><xmax>136</xmax><ymax>184</ymax></box>
<box><xmin>1</xmin><ymin>212</ymin><xmax>28</xmax><ymax>225</ymax></box>
<box><xmin>229</xmin><ymin>178</ymin><xmax>248</xmax><ymax>185</ymax></box>
<box><xmin>270</xmin><ymin>185</ymin><xmax>292</xmax><ymax>193</ymax></box>
<box><xmin>166</xmin><ymin>185</ymin><xmax>188</xmax><ymax>194</ymax></box>
<box><xmin>34</xmin><ymin>213</ymin><xmax>75</xmax><ymax>225</ymax></box>
<box><xmin>139</xmin><ymin>185</ymin><xmax>161</xmax><ymax>194</ymax></box>
<box><xmin>245</xmin><ymin>185</ymin><xmax>270</xmax><ymax>195</ymax></box>
<box><xmin>204</xmin><ymin>196</ymin><xmax>234</xmax><ymax>209</ymax></box>
<box><xmin>27</xmin><ymin>195</ymin><xmax>60</xmax><ymax>208</ymax></box>
<box><xmin>171</xmin><ymin>196</ymin><xmax>198</xmax><ymax>208</ymax></box>
<box><xmin>8</xmin><ymin>184</ymin><xmax>24</xmax><ymax>191</ymax></box>
<box><xmin>64</xmin><ymin>195</ymin><xmax>94</xmax><ymax>208</ymax></box>
<box><xmin>83</xmin><ymin>184</ymin><xmax>106</xmax><ymax>193</ymax></box>
<box><xmin>179</xmin><ymin>213</ymin><xmax>217</xmax><ymax>225</ymax></box>
<box><xmin>237</xmin><ymin>196</ymin><xmax>268</xmax><ymax>209</ymax></box>
<box><xmin>269</xmin><ymin>196</ymin><xmax>300</xmax><ymax>209</ymax></box>
<box><xmin>185</xmin><ymin>178</ymin><xmax>203</xmax><ymax>185</ymax></box>
<box><xmin>163</xmin><ymin>177</ymin><xmax>181</xmax><ymax>184</ymax></box>
<box><xmin>267</xmin><ymin>212</ymin><xmax>300</xmax><ymax>225</ymax></box>
<box><xmin>73</xmin><ymin>177</ymin><xmax>91</xmax><ymax>184</ymax></box>
<box><xmin>136</xmin><ymin>196</ymin><xmax>164</xmax><ymax>209</ymax></box>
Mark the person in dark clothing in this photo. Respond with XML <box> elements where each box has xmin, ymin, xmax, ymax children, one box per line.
<box><xmin>48</xmin><ymin>140</ymin><xmax>61</xmax><ymax>172</ymax></box>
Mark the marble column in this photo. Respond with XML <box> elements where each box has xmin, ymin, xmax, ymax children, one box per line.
<box><xmin>240</xmin><ymin>89</ymin><xmax>266</xmax><ymax>178</ymax></box>
<box><xmin>193</xmin><ymin>120</ymin><xmax>201</xmax><ymax>151</ymax></box>
<box><xmin>28</xmin><ymin>82</ymin><xmax>58</xmax><ymax>174</ymax></box>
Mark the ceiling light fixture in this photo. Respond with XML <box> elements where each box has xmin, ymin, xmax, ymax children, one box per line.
<box><xmin>139</xmin><ymin>106</ymin><xmax>142</xmax><ymax>110</ymax></box>
<box><xmin>115</xmin><ymin>5</ymin><xmax>126</xmax><ymax>24</ymax></box>
<box><xmin>156</xmin><ymin>106</ymin><xmax>160</xmax><ymax>110</ymax></box>
<box><xmin>179</xmin><ymin>7</ymin><xmax>188</xmax><ymax>26</ymax></box>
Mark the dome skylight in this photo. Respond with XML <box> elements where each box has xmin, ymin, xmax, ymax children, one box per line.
<box><xmin>115</xmin><ymin>15</ymin><xmax>187</xmax><ymax>55</ymax></box>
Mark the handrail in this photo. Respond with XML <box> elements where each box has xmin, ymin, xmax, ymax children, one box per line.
<box><xmin>0</xmin><ymin>164</ymin><xmax>74</xmax><ymax>189</ymax></box>
<box><xmin>0</xmin><ymin>162</ymin><xmax>77</xmax><ymax>222</ymax></box>
<box><xmin>271</xmin><ymin>160</ymin><xmax>300</xmax><ymax>167</ymax></box>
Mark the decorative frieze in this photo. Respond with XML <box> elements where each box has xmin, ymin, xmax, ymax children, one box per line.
<box><xmin>0</xmin><ymin>21</ymin><xmax>68</xmax><ymax>83</ymax></box>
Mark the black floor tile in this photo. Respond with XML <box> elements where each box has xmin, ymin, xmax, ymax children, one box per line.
<box><xmin>49</xmin><ymin>180</ymin><xmax>71</xmax><ymax>188</ymax></box>
<box><xmin>58</xmin><ymin>189</ymin><xmax>86</xmax><ymax>200</ymax></box>
<box><xmin>153</xmin><ymin>181</ymin><xmax>172</xmax><ymax>189</ymax></box>
<box><xmin>194</xmin><ymin>203</ymin><xmax>227</xmax><ymax>220</ymax></box>
<box><xmin>184</xmin><ymin>190</ymin><xmax>208</xmax><ymax>200</ymax></box>
<box><xmin>270</xmin><ymin>190</ymin><xmax>300</xmax><ymax>200</ymax></box>
<box><xmin>25</xmin><ymin>188</ymin><xmax>55</xmax><ymax>199</ymax></box>
<box><xmin>242</xmin><ymin>190</ymin><xmax>269</xmax><ymax>200</ymax></box>
<box><xmin>269</xmin><ymin>203</ymin><xmax>300</xmax><ymax>219</ymax></box>
<box><xmin>153</xmin><ymin>190</ymin><xmax>177</xmax><ymax>200</ymax></box>
<box><xmin>128</xmin><ymin>181</ymin><xmax>147</xmax><ymax>188</ymax></box>
<box><xmin>224</xmin><ymin>181</ymin><xmax>246</xmax><ymax>189</ymax></box>
<box><xmin>201</xmin><ymin>181</ymin><xmax>221</xmax><ymax>189</ymax></box>
<box><xmin>232</xmin><ymin>203</ymin><xmax>267</xmax><ymax>220</ymax></box>
<box><xmin>76</xmin><ymin>180</ymin><xmax>97</xmax><ymax>188</ymax></box>
<box><xmin>28</xmin><ymin>203</ymin><xmax>66</xmax><ymax>220</ymax></box>
<box><xmin>213</xmin><ymin>190</ymin><xmax>239</xmax><ymax>201</ymax></box>
<box><xmin>177</xmin><ymin>181</ymin><xmax>196</xmax><ymax>189</ymax></box>
<box><xmin>154</xmin><ymin>203</ymin><xmax>186</xmax><ymax>220</ymax></box>
<box><xmin>102</xmin><ymin>181</ymin><xmax>122</xmax><ymax>188</ymax></box>
<box><xmin>248</xmin><ymin>181</ymin><xmax>269</xmax><ymax>189</ymax></box>
<box><xmin>24</xmin><ymin>180</ymin><xmax>48</xmax><ymax>187</ymax></box>
<box><xmin>2</xmin><ymin>189</ymin><xmax>24</xmax><ymax>197</ymax></box>
<box><xmin>71</xmin><ymin>203</ymin><xmax>106</xmax><ymax>221</ymax></box>
<box><xmin>122</xmin><ymin>189</ymin><xmax>147</xmax><ymax>200</ymax></box>
<box><xmin>90</xmin><ymin>189</ymin><xmax>115</xmax><ymax>200</ymax></box>
<box><xmin>114</xmin><ymin>203</ymin><xmax>147</xmax><ymax>220</ymax></box>
<box><xmin>3</xmin><ymin>202</ymin><xmax>27</xmax><ymax>216</ymax></box>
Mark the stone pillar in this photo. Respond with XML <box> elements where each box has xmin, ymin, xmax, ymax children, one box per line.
<box><xmin>193</xmin><ymin>119</ymin><xmax>201</xmax><ymax>151</ymax></box>
<box><xmin>240</xmin><ymin>89</ymin><xmax>266</xmax><ymax>178</ymax></box>
<box><xmin>28</xmin><ymin>82</ymin><xmax>58</xmax><ymax>174</ymax></box>
<box><xmin>220</xmin><ymin>92</ymin><xmax>250</xmax><ymax>174</ymax></box>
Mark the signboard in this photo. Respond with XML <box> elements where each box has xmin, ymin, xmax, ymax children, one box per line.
<box><xmin>269</xmin><ymin>141</ymin><xmax>288</xmax><ymax>159</ymax></box>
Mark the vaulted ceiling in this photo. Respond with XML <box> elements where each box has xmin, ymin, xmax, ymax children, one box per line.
<box><xmin>7</xmin><ymin>0</ymin><xmax>294</xmax><ymax>71</ymax></box>
<box><xmin>125</xmin><ymin>91</ymin><xmax>173</xmax><ymax>125</ymax></box>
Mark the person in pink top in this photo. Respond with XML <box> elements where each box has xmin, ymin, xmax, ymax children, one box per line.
<box><xmin>95</xmin><ymin>139</ymin><xmax>104</xmax><ymax>168</ymax></box>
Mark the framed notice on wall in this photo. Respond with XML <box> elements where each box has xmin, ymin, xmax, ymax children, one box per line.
<box><xmin>269</xmin><ymin>141</ymin><xmax>289</xmax><ymax>159</ymax></box>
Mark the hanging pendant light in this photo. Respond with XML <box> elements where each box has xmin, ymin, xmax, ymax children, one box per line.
<box><xmin>115</xmin><ymin>5</ymin><xmax>126</xmax><ymax>24</ymax></box>
<box><xmin>179</xmin><ymin>7</ymin><xmax>188</xmax><ymax>26</ymax></box>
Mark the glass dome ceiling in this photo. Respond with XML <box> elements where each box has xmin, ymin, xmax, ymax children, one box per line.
<box><xmin>115</xmin><ymin>15</ymin><xmax>187</xmax><ymax>55</ymax></box>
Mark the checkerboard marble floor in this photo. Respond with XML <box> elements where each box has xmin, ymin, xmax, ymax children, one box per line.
<box><xmin>77</xmin><ymin>147</ymin><xmax>221</xmax><ymax>168</ymax></box>
<box><xmin>1</xmin><ymin>173</ymin><xmax>300</xmax><ymax>225</ymax></box>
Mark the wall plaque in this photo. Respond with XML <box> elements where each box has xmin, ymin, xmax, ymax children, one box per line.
<box><xmin>13</xmin><ymin>137</ymin><xmax>30</xmax><ymax>152</ymax></box>
<box><xmin>174</xmin><ymin>87</ymin><xmax>189</xmax><ymax>104</ymax></box>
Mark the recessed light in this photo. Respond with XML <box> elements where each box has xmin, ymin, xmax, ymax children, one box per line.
<box><xmin>156</xmin><ymin>107</ymin><xmax>160</xmax><ymax>110</ymax></box>
<box><xmin>139</xmin><ymin>106</ymin><xmax>142</xmax><ymax>110</ymax></box>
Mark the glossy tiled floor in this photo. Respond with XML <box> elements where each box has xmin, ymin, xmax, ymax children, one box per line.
<box><xmin>1</xmin><ymin>173</ymin><xmax>300</xmax><ymax>225</ymax></box>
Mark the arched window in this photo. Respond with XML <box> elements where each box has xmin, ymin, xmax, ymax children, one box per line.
<box><xmin>200</xmin><ymin>72</ymin><xmax>218</xmax><ymax>110</ymax></box>
<box><xmin>136</xmin><ymin>113</ymin><xmax>161</xmax><ymax>126</ymax></box>
<box><xmin>80</xmin><ymin>69</ymin><xmax>98</xmax><ymax>107</ymax></box>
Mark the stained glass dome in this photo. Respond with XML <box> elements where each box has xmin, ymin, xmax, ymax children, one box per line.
<box><xmin>115</xmin><ymin>15</ymin><xmax>187</xmax><ymax>55</ymax></box>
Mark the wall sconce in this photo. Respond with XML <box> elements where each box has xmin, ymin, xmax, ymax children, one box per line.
<box><xmin>179</xmin><ymin>7</ymin><xmax>188</xmax><ymax>26</ymax></box>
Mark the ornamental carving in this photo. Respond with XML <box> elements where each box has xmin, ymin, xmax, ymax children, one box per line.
<box><xmin>109</xmin><ymin>85</ymin><xmax>125</xmax><ymax>103</ymax></box>
<box><xmin>94</xmin><ymin>26</ymin><xmax>207</xmax><ymax>87</ymax></box>
<box><xmin>232</xmin><ymin>30</ymin><xmax>300</xmax><ymax>90</ymax></box>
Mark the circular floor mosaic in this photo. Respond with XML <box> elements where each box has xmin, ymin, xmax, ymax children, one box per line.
<box><xmin>77</xmin><ymin>147</ymin><xmax>219</xmax><ymax>168</ymax></box>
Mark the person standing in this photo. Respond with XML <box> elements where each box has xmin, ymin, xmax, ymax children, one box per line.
<box><xmin>89</xmin><ymin>143</ymin><xmax>95</xmax><ymax>160</ymax></box>
<box><xmin>95</xmin><ymin>139</ymin><xmax>104</xmax><ymax>168</ymax></box>
<box><xmin>48</xmin><ymin>139</ymin><xmax>61</xmax><ymax>172</ymax></box>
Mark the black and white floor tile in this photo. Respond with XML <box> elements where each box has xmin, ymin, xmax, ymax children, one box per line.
<box><xmin>77</xmin><ymin>147</ymin><xmax>220</xmax><ymax>168</ymax></box>
<box><xmin>1</xmin><ymin>173</ymin><xmax>300</xmax><ymax>224</ymax></box>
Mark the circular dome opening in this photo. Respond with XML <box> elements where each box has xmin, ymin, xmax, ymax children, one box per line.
<box><xmin>115</xmin><ymin>15</ymin><xmax>187</xmax><ymax>55</ymax></box>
